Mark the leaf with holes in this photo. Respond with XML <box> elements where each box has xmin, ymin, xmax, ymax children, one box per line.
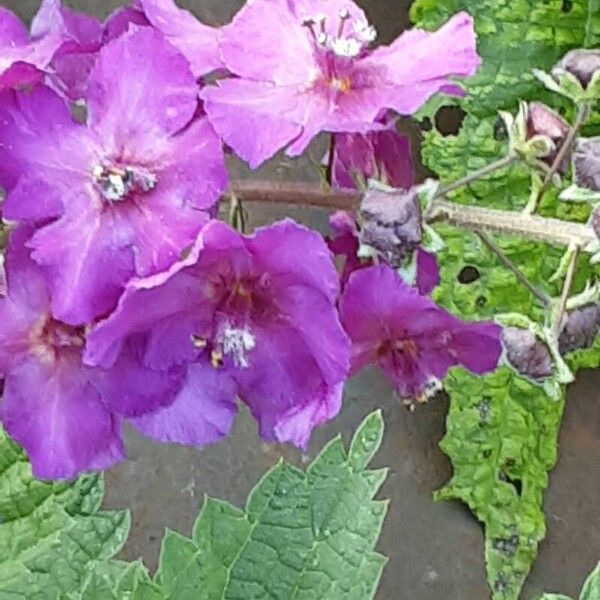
<box><xmin>153</xmin><ymin>410</ymin><xmax>388</xmax><ymax>599</ymax></box>
<box><xmin>410</xmin><ymin>0</ymin><xmax>600</xmax><ymax>598</ymax></box>
<box><xmin>0</xmin><ymin>427</ymin><xmax>130</xmax><ymax>599</ymax></box>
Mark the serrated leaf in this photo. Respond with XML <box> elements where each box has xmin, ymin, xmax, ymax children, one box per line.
<box><xmin>0</xmin><ymin>427</ymin><xmax>130</xmax><ymax>600</ymax></box>
<box><xmin>411</xmin><ymin>1</ymin><xmax>600</xmax><ymax>597</ymax></box>
<box><xmin>154</xmin><ymin>410</ymin><xmax>389</xmax><ymax>600</ymax></box>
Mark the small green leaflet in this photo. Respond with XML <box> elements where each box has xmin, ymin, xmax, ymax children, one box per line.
<box><xmin>410</xmin><ymin>0</ymin><xmax>600</xmax><ymax>598</ymax></box>
<box><xmin>538</xmin><ymin>561</ymin><xmax>600</xmax><ymax>599</ymax></box>
<box><xmin>1</xmin><ymin>411</ymin><xmax>389</xmax><ymax>599</ymax></box>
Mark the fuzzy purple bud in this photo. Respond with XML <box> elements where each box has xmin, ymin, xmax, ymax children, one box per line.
<box><xmin>555</xmin><ymin>49</ymin><xmax>600</xmax><ymax>88</ymax></box>
<box><xmin>592</xmin><ymin>208</ymin><xmax>600</xmax><ymax>240</ymax></box>
<box><xmin>502</xmin><ymin>327</ymin><xmax>553</xmax><ymax>380</ymax></box>
<box><xmin>526</xmin><ymin>102</ymin><xmax>569</xmax><ymax>168</ymax></box>
<box><xmin>359</xmin><ymin>186</ymin><xmax>422</xmax><ymax>267</ymax></box>
<box><xmin>559</xmin><ymin>304</ymin><xmax>600</xmax><ymax>355</ymax></box>
<box><xmin>573</xmin><ymin>137</ymin><xmax>600</xmax><ymax>192</ymax></box>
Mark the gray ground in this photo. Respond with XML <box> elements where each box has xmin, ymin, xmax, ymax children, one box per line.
<box><xmin>5</xmin><ymin>1</ymin><xmax>600</xmax><ymax>598</ymax></box>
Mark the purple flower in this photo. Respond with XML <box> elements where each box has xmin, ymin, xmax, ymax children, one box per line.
<box><xmin>0</xmin><ymin>228</ymin><xmax>123</xmax><ymax>480</ymax></box>
<box><xmin>0</xmin><ymin>27</ymin><xmax>227</xmax><ymax>325</ymax></box>
<box><xmin>31</xmin><ymin>0</ymin><xmax>104</xmax><ymax>101</ymax></box>
<box><xmin>330</xmin><ymin>114</ymin><xmax>414</xmax><ymax>190</ymax></box>
<box><xmin>0</xmin><ymin>6</ymin><xmax>63</xmax><ymax>90</ymax></box>
<box><xmin>201</xmin><ymin>2</ymin><xmax>479</xmax><ymax>167</ymax></box>
<box><xmin>0</xmin><ymin>228</ymin><xmax>185</xmax><ymax>480</ymax></box>
<box><xmin>339</xmin><ymin>265</ymin><xmax>501</xmax><ymax>404</ymax></box>
<box><xmin>85</xmin><ymin>219</ymin><xmax>351</xmax><ymax>450</ymax></box>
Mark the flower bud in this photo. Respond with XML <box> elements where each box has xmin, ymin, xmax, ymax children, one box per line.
<box><xmin>554</xmin><ymin>49</ymin><xmax>600</xmax><ymax>89</ymax></box>
<box><xmin>526</xmin><ymin>102</ymin><xmax>569</xmax><ymax>168</ymax></box>
<box><xmin>573</xmin><ymin>137</ymin><xmax>600</xmax><ymax>192</ymax></box>
<box><xmin>592</xmin><ymin>208</ymin><xmax>600</xmax><ymax>240</ymax></box>
<box><xmin>558</xmin><ymin>304</ymin><xmax>600</xmax><ymax>355</ymax></box>
<box><xmin>502</xmin><ymin>326</ymin><xmax>554</xmax><ymax>380</ymax></box>
<box><xmin>359</xmin><ymin>186</ymin><xmax>422</xmax><ymax>268</ymax></box>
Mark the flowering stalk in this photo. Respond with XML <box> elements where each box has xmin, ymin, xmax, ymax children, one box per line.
<box><xmin>229</xmin><ymin>181</ymin><xmax>596</xmax><ymax>248</ymax></box>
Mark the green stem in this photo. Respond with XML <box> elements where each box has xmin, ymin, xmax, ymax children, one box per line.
<box><xmin>476</xmin><ymin>230</ymin><xmax>551</xmax><ymax>307</ymax></box>
<box><xmin>553</xmin><ymin>244</ymin><xmax>580</xmax><ymax>334</ymax></box>
<box><xmin>436</xmin><ymin>153</ymin><xmax>518</xmax><ymax>197</ymax></box>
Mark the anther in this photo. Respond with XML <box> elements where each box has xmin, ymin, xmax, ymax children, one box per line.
<box><xmin>191</xmin><ymin>335</ymin><xmax>207</xmax><ymax>349</ymax></box>
<box><xmin>337</xmin><ymin>8</ymin><xmax>350</xmax><ymax>38</ymax></box>
<box><xmin>211</xmin><ymin>350</ymin><xmax>224</xmax><ymax>368</ymax></box>
<box><xmin>302</xmin><ymin>18</ymin><xmax>318</xmax><ymax>43</ymax></box>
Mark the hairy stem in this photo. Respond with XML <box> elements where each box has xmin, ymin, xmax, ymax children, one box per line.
<box><xmin>476</xmin><ymin>230</ymin><xmax>551</xmax><ymax>306</ymax></box>
<box><xmin>553</xmin><ymin>244</ymin><xmax>580</xmax><ymax>333</ymax></box>
<box><xmin>229</xmin><ymin>182</ymin><xmax>596</xmax><ymax>248</ymax></box>
<box><xmin>530</xmin><ymin>102</ymin><xmax>590</xmax><ymax>212</ymax></box>
<box><xmin>437</xmin><ymin>153</ymin><xmax>518</xmax><ymax>197</ymax></box>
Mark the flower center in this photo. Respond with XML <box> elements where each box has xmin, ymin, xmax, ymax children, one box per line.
<box><xmin>92</xmin><ymin>163</ymin><xmax>157</xmax><ymax>202</ymax></box>
<box><xmin>395</xmin><ymin>338</ymin><xmax>419</xmax><ymax>359</ymax></box>
<box><xmin>302</xmin><ymin>8</ymin><xmax>377</xmax><ymax>58</ymax></box>
<box><xmin>30</xmin><ymin>314</ymin><xmax>86</xmax><ymax>365</ymax></box>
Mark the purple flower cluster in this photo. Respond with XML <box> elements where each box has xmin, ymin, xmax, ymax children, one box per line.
<box><xmin>0</xmin><ymin>0</ymin><xmax>501</xmax><ymax>480</ymax></box>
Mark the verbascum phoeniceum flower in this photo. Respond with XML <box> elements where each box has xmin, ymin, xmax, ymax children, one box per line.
<box><xmin>201</xmin><ymin>0</ymin><xmax>479</xmax><ymax>167</ymax></box>
<box><xmin>0</xmin><ymin>27</ymin><xmax>227</xmax><ymax>325</ymax></box>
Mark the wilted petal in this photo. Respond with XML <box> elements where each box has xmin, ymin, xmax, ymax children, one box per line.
<box><xmin>503</xmin><ymin>326</ymin><xmax>553</xmax><ymax>380</ymax></box>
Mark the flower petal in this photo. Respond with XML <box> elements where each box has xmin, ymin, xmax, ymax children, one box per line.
<box><xmin>87</xmin><ymin>27</ymin><xmax>198</xmax><ymax>146</ymax></box>
<box><xmin>130</xmin><ymin>361</ymin><xmax>238</xmax><ymax>445</ymax></box>
<box><xmin>29</xmin><ymin>200</ymin><xmax>136</xmax><ymax>324</ymax></box>
<box><xmin>137</xmin><ymin>0</ymin><xmax>222</xmax><ymax>77</ymax></box>
<box><xmin>1</xmin><ymin>354</ymin><xmax>125</xmax><ymax>480</ymax></box>
<box><xmin>0</xmin><ymin>86</ymin><xmax>97</xmax><ymax>221</ymax></box>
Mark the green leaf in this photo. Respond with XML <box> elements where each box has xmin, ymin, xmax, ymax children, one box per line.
<box><xmin>438</xmin><ymin>368</ymin><xmax>565</xmax><ymax>599</ymax></box>
<box><xmin>581</xmin><ymin>562</ymin><xmax>600</xmax><ymax>600</ymax></box>
<box><xmin>538</xmin><ymin>560</ymin><xmax>600</xmax><ymax>599</ymax></box>
<box><xmin>0</xmin><ymin>428</ymin><xmax>130</xmax><ymax>600</ymax></box>
<box><xmin>155</xmin><ymin>410</ymin><xmax>388</xmax><ymax>600</ymax></box>
<box><xmin>410</xmin><ymin>1</ymin><xmax>600</xmax><ymax>597</ymax></box>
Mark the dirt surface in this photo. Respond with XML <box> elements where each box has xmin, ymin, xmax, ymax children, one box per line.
<box><xmin>5</xmin><ymin>1</ymin><xmax>600</xmax><ymax>598</ymax></box>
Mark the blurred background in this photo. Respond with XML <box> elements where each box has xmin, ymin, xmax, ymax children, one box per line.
<box><xmin>4</xmin><ymin>1</ymin><xmax>600</xmax><ymax>598</ymax></box>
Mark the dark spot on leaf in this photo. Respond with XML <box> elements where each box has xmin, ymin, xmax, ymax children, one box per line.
<box><xmin>458</xmin><ymin>265</ymin><xmax>480</xmax><ymax>284</ymax></box>
<box><xmin>476</xmin><ymin>295</ymin><xmax>487</xmax><ymax>307</ymax></box>
<box><xmin>478</xmin><ymin>399</ymin><xmax>491</xmax><ymax>424</ymax></box>
<box><xmin>494</xmin><ymin>574</ymin><xmax>510</xmax><ymax>594</ymax></box>
<box><xmin>420</xmin><ymin>117</ymin><xmax>432</xmax><ymax>131</ymax></box>
<box><xmin>434</xmin><ymin>106</ymin><xmax>466</xmax><ymax>136</ymax></box>
<box><xmin>562</xmin><ymin>0</ymin><xmax>573</xmax><ymax>12</ymax></box>
<box><xmin>500</xmin><ymin>471</ymin><xmax>523</xmax><ymax>496</ymax></box>
<box><xmin>493</xmin><ymin>115</ymin><xmax>508</xmax><ymax>141</ymax></box>
<box><xmin>483</xmin><ymin>449</ymin><xmax>492</xmax><ymax>459</ymax></box>
<box><xmin>493</xmin><ymin>534</ymin><xmax>520</xmax><ymax>556</ymax></box>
